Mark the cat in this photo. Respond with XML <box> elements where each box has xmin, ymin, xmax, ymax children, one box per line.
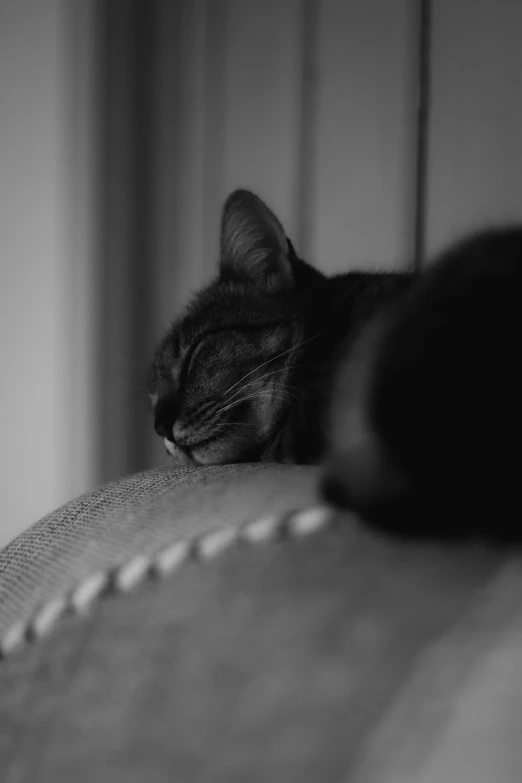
<box><xmin>148</xmin><ymin>189</ymin><xmax>412</xmax><ymax>467</ymax></box>
<box><xmin>149</xmin><ymin>189</ymin><xmax>521</xmax><ymax>540</ymax></box>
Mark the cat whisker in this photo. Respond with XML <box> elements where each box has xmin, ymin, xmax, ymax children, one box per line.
<box><xmin>212</xmin><ymin>421</ymin><xmax>256</xmax><ymax>427</ymax></box>
<box><xmin>224</xmin><ymin>362</ymin><xmax>316</xmax><ymax>406</ymax></box>
<box><xmin>214</xmin><ymin>390</ymin><xmax>298</xmax><ymax>418</ymax></box>
<box><xmin>224</xmin><ymin>367</ymin><xmax>297</xmax><ymax>403</ymax></box>
<box><xmin>204</xmin><ymin>420</ymin><xmax>256</xmax><ymax>436</ymax></box>
<box><xmin>224</xmin><ymin>332</ymin><xmax>327</xmax><ymax>396</ymax></box>
<box><xmin>213</xmin><ymin>394</ymin><xmax>265</xmax><ymax>417</ymax></box>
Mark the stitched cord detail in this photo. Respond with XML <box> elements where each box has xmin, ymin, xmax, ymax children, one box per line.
<box><xmin>0</xmin><ymin>506</ymin><xmax>334</xmax><ymax>659</ymax></box>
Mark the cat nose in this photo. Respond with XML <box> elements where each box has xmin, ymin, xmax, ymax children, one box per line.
<box><xmin>153</xmin><ymin>394</ymin><xmax>179</xmax><ymax>440</ymax></box>
<box><xmin>154</xmin><ymin>415</ymin><xmax>173</xmax><ymax>440</ymax></box>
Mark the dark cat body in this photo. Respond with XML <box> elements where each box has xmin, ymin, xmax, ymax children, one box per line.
<box><xmin>149</xmin><ymin>190</ymin><xmax>411</xmax><ymax>466</ymax></box>
<box><xmin>323</xmin><ymin>227</ymin><xmax>522</xmax><ymax>540</ymax></box>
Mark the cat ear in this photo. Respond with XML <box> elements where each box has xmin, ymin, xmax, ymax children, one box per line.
<box><xmin>219</xmin><ymin>189</ymin><xmax>294</xmax><ymax>287</ymax></box>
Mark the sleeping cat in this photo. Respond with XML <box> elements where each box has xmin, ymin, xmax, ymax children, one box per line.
<box><xmin>149</xmin><ymin>189</ymin><xmax>521</xmax><ymax>539</ymax></box>
<box><xmin>148</xmin><ymin>189</ymin><xmax>412</xmax><ymax>467</ymax></box>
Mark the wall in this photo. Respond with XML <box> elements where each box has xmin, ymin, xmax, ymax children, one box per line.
<box><xmin>0</xmin><ymin>0</ymin><xmax>98</xmax><ymax>548</ymax></box>
<box><xmin>426</xmin><ymin>0</ymin><xmax>522</xmax><ymax>254</ymax></box>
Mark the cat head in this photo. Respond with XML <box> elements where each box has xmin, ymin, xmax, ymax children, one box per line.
<box><xmin>149</xmin><ymin>189</ymin><xmax>324</xmax><ymax>465</ymax></box>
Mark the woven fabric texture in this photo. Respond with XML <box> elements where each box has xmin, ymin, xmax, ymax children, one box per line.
<box><xmin>1</xmin><ymin>508</ymin><xmax>521</xmax><ymax>782</ymax></box>
<box><xmin>0</xmin><ymin>463</ymin><xmax>319</xmax><ymax>637</ymax></box>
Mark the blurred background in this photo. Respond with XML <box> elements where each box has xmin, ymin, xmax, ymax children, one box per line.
<box><xmin>1</xmin><ymin>0</ymin><xmax>521</xmax><ymax>547</ymax></box>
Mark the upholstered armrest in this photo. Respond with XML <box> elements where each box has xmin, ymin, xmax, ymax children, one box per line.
<box><xmin>1</xmin><ymin>464</ymin><xmax>521</xmax><ymax>782</ymax></box>
<box><xmin>0</xmin><ymin>463</ymin><xmax>319</xmax><ymax>644</ymax></box>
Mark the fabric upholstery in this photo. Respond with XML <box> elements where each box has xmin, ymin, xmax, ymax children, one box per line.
<box><xmin>1</xmin><ymin>464</ymin><xmax>521</xmax><ymax>781</ymax></box>
<box><xmin>0</xmin><ymin>463</ymin><xmax>319</xmax><ymax>638</ymax></box>
<box><xmin>1</xmin><ymin>501</ymin><xmax>521</xmax><ymax>781</ymax></box>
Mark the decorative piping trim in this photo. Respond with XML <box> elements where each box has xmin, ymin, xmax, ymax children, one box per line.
<box><xmin>0</xmin><ymin>505</ymin><xmax>334</xmax><ymax>659</ymax></box>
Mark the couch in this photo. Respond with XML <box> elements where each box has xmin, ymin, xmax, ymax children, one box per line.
<box><xmin>1</xmin><ymin>463</ymin><xmax>521</xmax><ymax>781</ymax></box>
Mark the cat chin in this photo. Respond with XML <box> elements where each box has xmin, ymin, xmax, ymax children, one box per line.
<box><xmin>189</xmin><ymin>444</ymin><xmax>247</xmax><ymax>467</ymax></box>
<box><xmin>164</xmin><ymin>435</ymin><xmax>250</xmax><ymax>467</ymax></box>
<box><xmin>163</xmin><ymin>438</ymin><xmax>195</xmax><ymax>466</ymax></box>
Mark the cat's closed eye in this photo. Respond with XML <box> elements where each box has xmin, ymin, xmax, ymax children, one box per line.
<box><xmin>151</xmin><ymin>320</ymin><xmax>302</xmax><ymax>466</ymax></box>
